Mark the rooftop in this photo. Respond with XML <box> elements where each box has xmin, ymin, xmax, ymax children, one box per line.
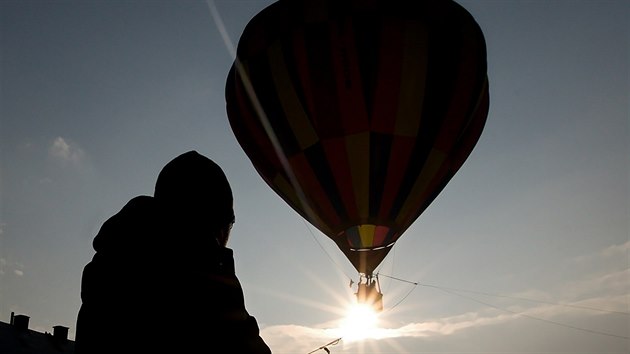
<box><xmin>0</xmin><ymin>313</ymin><xmax>75</xmax><ymax>354</ymax></box>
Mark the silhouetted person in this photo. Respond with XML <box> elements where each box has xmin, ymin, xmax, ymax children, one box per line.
<box><xmin>75</xmin><ymin>151</ymin><xmax>272</xmax><ymax>354</ymax></box>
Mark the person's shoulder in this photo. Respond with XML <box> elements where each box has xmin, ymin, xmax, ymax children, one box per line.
<box><xmin>93</xmin><ymin>195</ymin><xmax>157</xmax><ymax>252</ymax></box>
<box><xmin>123</xmin><ymin>195</ymin><xmax>155</xmax><ymax>210</ymax></box>
<box><xmin>107</xmin><ymin>195</ymin><xmax>156</xmax><ymax>226</ymax></box>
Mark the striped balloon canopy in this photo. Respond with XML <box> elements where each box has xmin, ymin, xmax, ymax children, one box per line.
<box><xmin>226</xmin><ymin>0</ymin><xmax>489</xmax><ymax>276</ymax></box>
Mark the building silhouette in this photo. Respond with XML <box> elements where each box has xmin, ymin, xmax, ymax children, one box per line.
<box><xmin>0</xmin><ymin>313</ymin><xmax>74</xmax><ymax>354</ymax></box>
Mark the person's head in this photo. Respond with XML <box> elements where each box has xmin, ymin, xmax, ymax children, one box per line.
<box><xmin>154</xmin><ymin>151</ymin><xmax>234</xmax><ymax>246</ymax></box>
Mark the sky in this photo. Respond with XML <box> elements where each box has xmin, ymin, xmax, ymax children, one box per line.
<box><xmin>1</xmin><ymin>0</ymin><xmax>628</xmax><ymax>353</ymax></box>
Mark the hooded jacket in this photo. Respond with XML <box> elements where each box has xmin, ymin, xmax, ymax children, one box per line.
<box><xmin>75</xmin><ymin>151</ymin><xmax>271</xmax><ymax>354</ymax></box>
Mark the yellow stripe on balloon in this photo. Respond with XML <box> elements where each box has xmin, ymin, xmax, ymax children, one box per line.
<box><xmin>358</xmin><ymin>224</ymin><xmax>376</xmax><ymax>247</ymax></box>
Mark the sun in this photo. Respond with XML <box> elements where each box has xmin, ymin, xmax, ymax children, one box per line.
<box><xmin>338</xmin><ymin>303</ymin><xmax>381</xmax><ymax>342</ymax></box>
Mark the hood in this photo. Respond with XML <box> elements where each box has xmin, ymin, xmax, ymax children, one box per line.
<box><xmin>154</xmin><ymin>150</ymin><xmax>234</xmax><ymax>230</ymax></box>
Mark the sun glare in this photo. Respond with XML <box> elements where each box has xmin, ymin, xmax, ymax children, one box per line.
<box><xmin>339</xmin><ymin>303</ymin><xmax>380</xmax><ymax>342</ymax></box>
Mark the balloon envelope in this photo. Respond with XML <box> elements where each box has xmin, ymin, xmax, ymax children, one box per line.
<box><xmin>226</xmin><ymin>0</ymin><xmax>489</xmax><ymax>276</ymax></box>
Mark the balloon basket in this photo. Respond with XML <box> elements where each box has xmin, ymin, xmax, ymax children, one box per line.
<box><xmin>355</xmin><ymin>276</ymin><xmax>384</xmax><ymax>312</ymax></box>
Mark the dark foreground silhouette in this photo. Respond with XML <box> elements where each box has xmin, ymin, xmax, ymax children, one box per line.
<box><xmin>75</xmin><ymin>151</ymin><xmax>271</xmax><ymax>354</ymax></box>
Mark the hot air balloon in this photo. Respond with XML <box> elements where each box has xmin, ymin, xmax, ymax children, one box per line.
<box><xmin>225</xmin><ymin>0</ymin><xmax>489</xmax><ymax>309</ymax></box>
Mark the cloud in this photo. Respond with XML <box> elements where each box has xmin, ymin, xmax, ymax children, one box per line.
<box><xmin>261</xmin><ymin>289</ymin><xmax>628</xmax><ymax>353</ymax></box>
<box><xmin>558</xmin><ymin>268</ymin><xmax>630</xmax><ymax>305</ymax></box>
<box><xmin>0</xmin><ymin>258</ymin><xmax>26</xmax><ymax>278</ymax></box>
<box><xmin>259</xmin><ymin>311</ymin><xmax>517</xmax><ymax>353</ymax></box>
<box><xmin>600</xmin><ymin>241</ymin><xmax>630</xmax><ymax>258</ymax></box>
<box><xmin>573</xmin><ymin>240</ymin><xmax>630</xmax><ymax>264</ymax></box>
<box><xmin>49</xmin><ymin>137</ymin><xmax>85</xmax><ymax>164</ymax></box>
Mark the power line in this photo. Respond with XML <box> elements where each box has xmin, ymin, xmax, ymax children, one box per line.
<box><xmin>378</xmin><ymin>274</ymin><xmax>629</xmax><ymax>316</ymax></box>
<box><xmin>414</xmin><ymin>282</ymin><xmax>630</xmax><ymax>316</ymax></box>
<box><xmin>378</xmin><ymin>273</ymin><xmax>419</xmax><ymax>286</ymax></box>
<box><xmin>433</xmin><ymin>285</ymin><xmax>629</xmax><ymax>340</ymax></box>
<box><xmin>386</xmin><ymin>282</ymin><xmax>418</xmax><ymax>312</ymax></box>
<box><xmin>378</xmin><ymin>274</ymin><xmax>628</xmax><ymax>340</ymax></box>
